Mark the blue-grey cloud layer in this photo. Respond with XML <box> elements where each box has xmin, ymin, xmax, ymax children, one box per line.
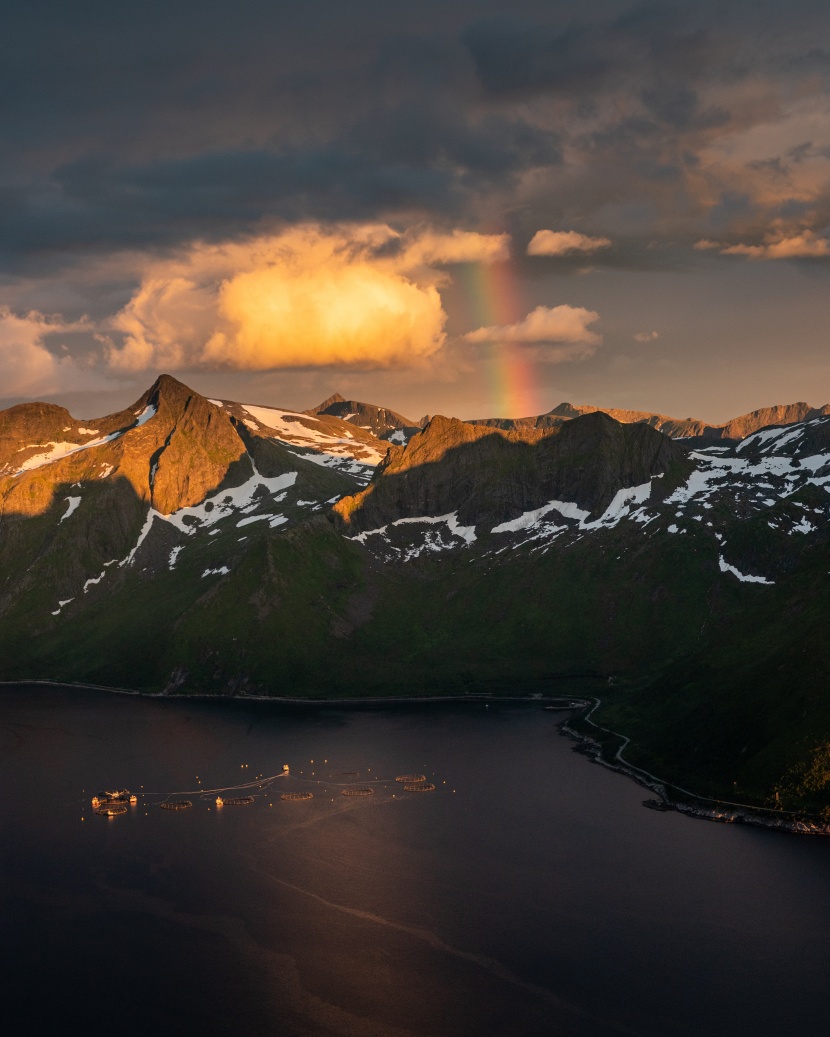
<box><xmin>2</xmin><ymin>0</ymin><xmax>829</xmax><ymax>277</ymax></box>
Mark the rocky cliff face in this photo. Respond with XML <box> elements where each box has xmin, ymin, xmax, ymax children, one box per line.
<box><xmin>0</xmin><ymin>374</ymin><xmax>250</xmax><ymax>519</ymax></box>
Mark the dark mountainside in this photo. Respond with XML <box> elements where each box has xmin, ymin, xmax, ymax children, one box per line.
<box><xmin>334</xmin><ymin>412</ymin><xmax>687</xmax><ymax>531</ymax></box>
<box><xmin>1</xmin><ymin>373</ymin><xmax>830</xmax><ymax>821</ymax></box>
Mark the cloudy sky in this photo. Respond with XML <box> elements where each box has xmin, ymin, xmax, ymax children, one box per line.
<box><xmin>2</xmin><ymin>0</ymin><xmax>830</xmax><ymax>422</ymax></box>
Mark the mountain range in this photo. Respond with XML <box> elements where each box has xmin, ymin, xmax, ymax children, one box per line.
<box><xmin>2</xmin><ymin>374</ymin><xmax>829</xmax><ymax>820</ymax></box>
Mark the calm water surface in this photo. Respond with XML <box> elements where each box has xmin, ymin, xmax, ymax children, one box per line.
<box><xmin>1</xmin><ymin>686</ymin><xmax>828</xmax><ymax>1037</ymax></box>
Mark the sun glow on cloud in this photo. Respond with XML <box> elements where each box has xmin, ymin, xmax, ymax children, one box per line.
<box><xmin>108</xmin><ymin>224</ymin><xmax>511</xmax><ymax>372</ymax></box>
<box><xmin>465</xmin><ymin>305</ymin><xmax>601</xmax><ymax>347</ymax></box>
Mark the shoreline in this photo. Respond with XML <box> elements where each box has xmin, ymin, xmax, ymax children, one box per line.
<box><xmin>559</xmin><ymin>698</ymin><xmax>830</xmax><ymax>837</ymax></box>
<box><xmin>3</xmin><ymin>678</ymin><xmax>827</xmax><ymax>835</ymax></box>
<box><xmin>0</xmin><ymin>677</ymin><xmax>577</xmax><ymax>707</ymax></box>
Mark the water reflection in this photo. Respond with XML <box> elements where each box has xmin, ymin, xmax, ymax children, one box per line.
<box><xmin>2</xmin><ymin>687</ymin><xmax>829</xmax><ymax>1037</ymax></box>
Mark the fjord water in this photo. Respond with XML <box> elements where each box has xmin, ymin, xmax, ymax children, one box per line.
<box><xmin>2</xmin><ymin>688</ymin><xmax>829</xmax><ymax>1037</ymax></box>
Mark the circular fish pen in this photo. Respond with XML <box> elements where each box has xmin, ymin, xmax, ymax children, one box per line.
<box><xmin>341</xmin><ymin>787</ymin><xmax>374</xmax><ymax>797</ymax></box>
<box><xmin>331</xmin><ymin>771</ymin><xmax>359</xmax><ymax>780</ymax></box>
<box><xmin>95</xmin><ymin>804</ymin><xmax>127</xmax><ymax>817</ymax></box>
<box><xmin>396</xmin><ymin>774</ymin><xmax>426</xmax><ymax>784</ymax></box>
<box><xmin>159</xmin><ymin>799</ymin><xmax>192</xmax><ymax>811</ymax></box>
<box><xmin>404</xmin><ymin>783</ymin><xmax>436</xmax><ymax>793</ymax></box>
<box><xmin>93</xmin><ymin>789</ymin><xmax>135</xmax><ymax>807</ymax></box>
<box><xmin>281</xmin><ymin>792</ymin><xmax>313</xmax><ymax>802</ymax></box>
<box><xmin>222</xmin><ymin>796</ymin><xmax>255</xmax><ymax>806</ymax></box>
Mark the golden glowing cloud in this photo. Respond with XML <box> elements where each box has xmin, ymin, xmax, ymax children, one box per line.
<box><xmin>465</xmin><ymin>305</ymin><xmax>601</xmax><ymax>345</ymax></box>
<box><xmin>108</xmin><ymin>224</ymin><xmax>510</xmax><ymax>372</ymax></box>
<box><xmin>204</xmin><ymin>263</ymin><xmax>444</xmax><ymax>369</ymax></box>
<box><xmin>527</xmin><ymin>230</ymin><xmax>612</xmax><ymax>257</ymax></box>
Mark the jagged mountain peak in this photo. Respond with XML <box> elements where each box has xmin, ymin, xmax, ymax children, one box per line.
<box><xmin>307</xmin><ymin>392</ymin><xmax>347</xmax><ymax>413</ymax></box>
<box><xmin>134</xmin><ymin>372</ymin><xmax>205</xmax><ymax>415</ymax></box>
<box><xmin>305</xmin><ymin>392</ymin><xmax>417</xmax><ymax>440</ymax></box>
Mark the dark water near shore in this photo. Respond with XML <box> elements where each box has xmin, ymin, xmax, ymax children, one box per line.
<box><xmin>1</xmin><ymin>687</ymin><xmax>829</xmax><ymax>1037</ymax></box>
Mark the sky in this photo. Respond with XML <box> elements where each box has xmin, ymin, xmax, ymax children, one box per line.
<box><xmin>2</xmin><ymin>0</ymin><xmax>830</xmax><ymax>423</ymax></box>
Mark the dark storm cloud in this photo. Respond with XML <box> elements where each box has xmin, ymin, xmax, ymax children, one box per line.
<box><xmin>461</xmin><ymin>5</ymin><xmax>731</xmax><ymax>121</ymax></box>
<box><xmin>0</xmin><ymin>0</ymin><xmax>829</xmax><ymax>279</ymax></box>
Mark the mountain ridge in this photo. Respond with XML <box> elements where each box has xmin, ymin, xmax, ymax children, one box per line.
<box><xmin>1</xmin><ymin>374</ymin><xmax>830</xmax><ymax>819</ymax></box>
<box><xmin>468</xmin><ymin>399</ymin><xmax>830</xmax><ymax>440</ymax></box>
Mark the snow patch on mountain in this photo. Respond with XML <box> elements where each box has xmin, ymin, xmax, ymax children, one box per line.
<box><xmin>134</xmin><ymin>403</ymin><xmax>157</xmax><ymax>427</ymax></box>
<box><xmin>120</xmin><ymin>460</ymin><xmax>298</xmax><ymax>568</ymax></box>
<box><xmin>718</xmin><ymin>555</ymin><xmax>775</xmax><ymax>585</ymax></box>
<box><xmin>237</xmin><ymin>513</ymin><xmax>287</xmax><ymax>528</ymax></box>
<box><xmin>83</xmin><ymin>570</ymin><xmax>108</xmax><ymax>593</ymax></box>
<box><xmin>669</xmin><ymin>448</ymin><xmax>830</xmax><ymax>509</ymax></box>
<box><xmin>491</xmin><ymin>481</ymin><xmax>654</xmax><ymax>537</ymax></box>
<box><xmin>495</xmin><ymin>502</ymin><xmax>582</xmax><ymax>532</ymax></box>
<box><xmin>159</xmin><ymin>465</ymin><xmax>296</xmax><ymax>534</ymax></box>
<box><xmin>242</xmin><ymin>405</ymin><xmax>385</xmax><ymax>463</ymax></box>
<box><xmin>352</xmin><ymin>512</ymin><xmax>477</xmax><ymax>559</ymax></box>
<box><xmin>59</xmin><ymin>495</ymin><xmax>82</xmax><ymax>523</ymax></box>
<box><xmin>230</xmin><ymin>403</ymin><xmax>383</xmax><ymax>484</ymax></box>
<box><xmin>736</xmin><ymin>422</ymin><xmax>815</xmax><ymax>454</ymax></box>
<box><xmin>285</xmin><ymin>448</ymin><xmax>374</xmax><ymax>483</ymax></box>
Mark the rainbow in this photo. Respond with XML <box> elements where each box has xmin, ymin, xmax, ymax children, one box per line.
<box><xmin>457</xmin><ymin>259</ymin><xmax>540</xmax><ymax>419</ymax></box>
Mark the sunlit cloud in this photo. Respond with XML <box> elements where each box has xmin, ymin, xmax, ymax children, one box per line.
<box><xmin>401</xmin><ymin>228</ymin><xmax>511</xmax><ymax>266</ymax></box>
<box><xmin>107</xmin><ymin>224</ymin><xmax>510</xmax><ymax>373</ymax></box>
<box><xmin>465</xmin><ymin>304</ymin><xmax>601</xmax><ymax>346</ymax></box>
<box><xmin>634</xmin><ymin>331</ymin><xmax>659</xmax><ymax>342</ymax></box>
<box><xmin>527</xmin><ymin>230</ymin><xmax>612</xmax><ymax>257</ymax></box>
<box><xmin>694</xmin><ymin>229</ymin><xmax>830</xmax><ymax>259</ymax></box>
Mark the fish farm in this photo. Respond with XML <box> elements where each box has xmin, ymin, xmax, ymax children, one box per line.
<box><xmin>87</xmin><ymin>761</ymin><xmax>442</xmax><ymax>819</ymax></box>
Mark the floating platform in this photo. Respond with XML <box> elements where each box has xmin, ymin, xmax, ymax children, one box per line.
<box><xmin>341</xmin><ymin>788</ymin><xmax>374</xmax><ymax>797</ymax></box>
<box><xmin>95</xmin><ymin>804</ymin><xmax>127</xmax><ymax>817</ymax></box>
<box><xmin>396</xmin><ymin>774</ymin><xmax>426</xmax><ymax>784</ymax></box>
<box><xmin>281</xmin><ymin>792</ymin><xmax>313</xmax><ymax>801</ymax></box>
<box><xmin>331</xmin><ymin>771</ymin><xmax>359</xmax><ymax>780</ymax></box>
<box><xmin>92</xmin><ymin>789</ymin><xmax>135</xmax><ymax>807</ymax></box>
<box><xmin>159</xmin><ymin>799</ymin><xmax>192</xmax><ymax>811</ymax></box>
<box><xmin>404</xmin><ymin>783</ymin><xmax>436</xmax><ymax>792</ymax></box>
